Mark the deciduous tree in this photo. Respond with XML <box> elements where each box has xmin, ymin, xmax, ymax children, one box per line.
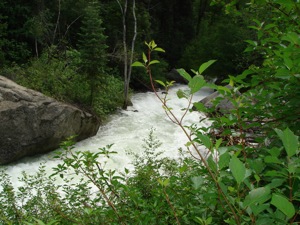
<box><xmin>116</xmin><ymin>0</ymin><xmax>137</xmax><ymax>109</ymax></box>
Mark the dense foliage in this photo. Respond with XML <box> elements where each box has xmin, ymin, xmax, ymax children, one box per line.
<box><xmin>0</xmin><ymin>0</ymin><xmax>259</xmax><ymax>117</ymax></box>
<box><xmin>1</xmin><ymin>0</ymin><xmax>300</xmax><ymax>224</ymax></box>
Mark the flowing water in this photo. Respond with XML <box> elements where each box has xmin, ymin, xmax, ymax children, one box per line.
<box><xmin>2</xmin><ymin>85</ymin><xmax>212</xmax><ymax>188</ymax></box>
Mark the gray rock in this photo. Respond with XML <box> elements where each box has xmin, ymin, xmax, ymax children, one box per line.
<box><xmin>198</xmin><ymin>85</ymin><xmax>240</xmax><ymax>113</ymax></box>
<box><xmin>0</xmin><ymin>76</ymin><xmax>100</xmax><ymax>165</ymax></box>
<box><xmin>166</xmin><ymin>69</ymin><xmax>187</xmax><ymax>84</ymax></box>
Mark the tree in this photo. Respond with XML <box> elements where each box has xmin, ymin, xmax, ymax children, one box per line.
<box><xmin>116</xmin><ymin>0</ymin><xmax>137</xmax><ymax>109</ymax></box>
<box><xmin>0</xmin><ymin>0</ymin><xmax>33</xmax><ymax>64</ymax></box>
<box><xmin>23</xmin><ymin>9</ymin><xmax>53</xmax><ymax>57</ymax></box>
<box><xmin>0</xmin><ymin>1</ymin><xmax>7</xmax><ymax>66</ymax></box>
<box><xmin>193</xmin><ymin>0</ymin><xmax>211</xmax><ymax>36</ymax></box>
<box><xmin>149</xmin><ymin>0</ymin><xmax>195</xmax><ymax>67</ymax></box>
<box><xmin>78</xmin><ymin>2</ymin><xmax>108</xmax><ymax>106</ymax></box>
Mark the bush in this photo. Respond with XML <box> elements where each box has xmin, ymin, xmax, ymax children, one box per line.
<box><xmin>6</xmin><ymin>47</ymin><xmax>124</xmax><ymax>119</ymax></box>
<box><xmin>0</xmin><ymin>131</ymin><xmax>218</xmax><ymax>225</ymax></box>
<box><xmin>92</xmin><ymin>73</ymin><xmax>124</xmax><ymax>118</ymax></box>
<box><xmin>14</xmin><ymin>49</ymin><xmax>90</xmax><ymax>104</ymax></box>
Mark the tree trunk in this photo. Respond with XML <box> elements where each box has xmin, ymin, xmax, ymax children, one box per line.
<box><xmin>124</xmin><ymin>0</ymin><xmax>137</xmax><ymax>109</ymax></box>
<box><xmin>196</xmin><ymin>0</ymin><xmax>209</xmax><ymax>36</ymax></box>
<box><xmin>118</xmin><ymin>0</ymin><xmax>137</xmax><ymax>110</ymax></box>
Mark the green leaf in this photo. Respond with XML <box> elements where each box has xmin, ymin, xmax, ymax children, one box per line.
<box><xmin>193</xmin><ymin>102</ymin><xmax>206</xmax><ymax>112</ymax></box>
<box><xmin>264</xmin><ymin>156</ymin><xmax>282</xmax><ymax>164</ymax></box>
<box><xmin>266</xmin><ymin>179</ymin><xmax>285</xmax><ymax>189</ymax></box>
<box><xmin>217</xmin><ymin>85</ymin><xmax>232</xmax><ymax>93</ymax></box>
<box><xmin>177</xmin><ymin>68</ymin><xmax>192</xmax><ymax>82</ymax></box>
<box><xmin>271</xmin><ymin>194</ymin><xmax>295</xmax><ymax>219</ymax></box>
<box><xmin>252</xmin><ymin>204</ymin><xmax>270</xmax><ymax>217</ymax></box>
<box><xmin>206</xmin><ymin>217</ymin><xmax>212</xmax><ymax>224</ymax></box>
<box><xmin>229</xmin><ymin>76</ymin><xmax>234</xmax><ymax>87</ymax></box>
<box><xmin>229</xmin><ymin>155</ymin><xmax>246</xmax><ymax>184</ymax></box>
<box><xmin>243</xmin><ymin>186</ymin><xmax>271</xmax><ymax>208</ymax></box>
<box><xmin>191</xmin><ymin>176</ymin><xmax>204</xmax><ymax>189</ymax></box>
<box><xmin>264</xmin><ymin>23</ymin><xmax>276</xmax><ymax>30</ymax></box>
<box><xmin>144</xmin><ymin>41</ymin><xmax>150</xmax><ymax>48</ymax></box>
<box><xmin>154</xmin><ymin>47</ymin><xmax>165</xmax><ymax>52</ymax></box>
<box><xmin>142</xmin><ymin>52</ymin><xmax>148</xmax><ymax>63</ymax></box>
<box><xmin>265</xmin><ymin>170</ymin><xmax>287</xmax><ymax>178</ymax></box>
<box><xmin>132</xmin><ymin>61</ymin><xmax>145</xmax><ymax>67</ymax></box>
<box><xmin>247</xmin><ymin>158</ymin><xmax>265</xmax><ymax>174</ymax></box>
<box><xmin>284</xmin><ymin>57</ymin><xmax>293</xmax><ymax>70</ymax></box>
<box><xmin>166</xmin><ymin>80</ymin><xmax>176</xmax><ymax>87</ymax></box>
<box><xmin>269</xmin><ymin>147</ymin><xmax>282</xmax><ymax>157</ymax></box>
<box><xmin>158</xmin><ymin>178</ymin><xmax>170</xmax><ymax>187</ymax></box>
<box><xmin>124</xmin><ymin>168</ymin><xmax>129</xmax><ymax>174</ymax></box>
<box><xmin>149</xmin><ymin>40</ymin><xmax>157</xmax><ymax>49</ymax></box>
<box><xmin>47</xmin><ymin>220</ymin><xmax>59</xmax><ymax>225</ymax></box>
<box><xmin>275</xmin><ymin>68</ymin><xmax>291</xmax><ymax>79</ymax></box>
<box><xmin>207</xmin><ymin>155</ymin><xmax>218</xmax><ymax>173</ymax></box>
<box><xmin>288</xmin><ymin>160</ymin><xmax>297</xmax><ymax>174</ymax></box>
<box><xmin>245</xmin><ymin>40</ymin><xmax>258</xmax><ymax>46</ymax></box>
<box><xmin>155</xmin><ymin>80</ymin><xmax>165</xmax><ymax>87</ymax></box>
<box><xmin>215</xmin><ymin>138</ymin><xmax>222</xmax><ymax>149</ymax></box>
<box><xmin>275</xmin><ymin>128</ymin><xmax>298</xmax><ymax>157</ymax></box>
<box><xmin>188</xmin><ymin>75</ymin><xmax>206</xmax><ymax>94</ymax></box>
<box><xmin>255</xmin><ymin>217</ymin><xmax>274</xmax><ymax>225</ymax></box>
<box><xmin>179</xmin><ymin>164</ymin><xmax>188</xmax><ymax>174</ymax></box>
<box><xmin>197</xmin><ymin>133</ymin><xmax>212</xmax><ymax>149</ymax></box>
<box><xmin>177</xmin><ymin>89</ymin><xmax>188</xmax><ymax>99</ymax></box>
<box><xmin>282</xmin><ymin>32</ymin><xmax>300</xmax><ymax>45</ymax></box>
<box><xmin>218</xmin><ymin>152</ymin><xmax>230</xmax><ymax>170</ymax></box>
<box><xmin>34</xmin><ymin>218</ymin><xmax>46</xmax><ymax>225</ymax></box>
<box><xmin>190</xmin><ymin>68</ymin><xmax>198</xmax><ymax>75</ymax></box>
<box><xmin>198</xmin><ymin>60</ymin><xmax>217</xmax><ymax>74</ymax></box>
<box><xmin>149</xmin><ymin>60</ymin><xmax>160</xmax><ymax>65</ymax></box>
<box><xmin>248</xmin><ymin>25</ymin><xmax>259</xmax><ymax>31</ymax></box>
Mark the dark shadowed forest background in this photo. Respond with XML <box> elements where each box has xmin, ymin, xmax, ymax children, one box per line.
<box><xmin>0</xmin><ymin>0</ymin><xmax>258</xmax><ymax>118</ymax></box>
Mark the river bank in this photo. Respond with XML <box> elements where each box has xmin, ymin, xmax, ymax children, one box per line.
<box><xmin>1</xmin><ymin>85</ymin><xmax>211</xmax><ymax>188</ymax></box>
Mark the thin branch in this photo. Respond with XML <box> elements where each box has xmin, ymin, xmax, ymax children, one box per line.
<box><xmin>52</xmin><ymin>0</ymin><xmax>61</xmax><ymax>44</ymax></box>
<box><xmin>127</xmin><ymin>0</ymin><xmax>137</xmax><ymax>87</ymax></box>
<box><xmin>163</xmin><ymin>188</ymin><xmax>181</xmax><ymax>225</ymax></box>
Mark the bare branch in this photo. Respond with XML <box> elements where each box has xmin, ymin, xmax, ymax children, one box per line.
<box><xmin>52</xmin><ymin>0</ymin><xmax>61</xmax><ymax>44</ymax></box>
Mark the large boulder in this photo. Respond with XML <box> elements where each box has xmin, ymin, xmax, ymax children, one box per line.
<box><xmin>198</xmin><ymin>85</ymin><xmax>241</xmax><ymax>113</ymax></box>
<box><xmin>0</xmin><ymin>76</ymin><xmax>100</xmax><ymax>165</ymax></box>
<box><xmin>165</xmin><ymin>69</ymin><xmax>187</xmax><ymax>84</ymax></box>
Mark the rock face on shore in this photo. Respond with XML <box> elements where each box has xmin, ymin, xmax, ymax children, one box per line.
<box><xmin>198</xmin><ymin>85</ymin><xmax>240</xmax><ymax>113</ymax></box>
<box><xmin>0</xmin><ymin>76</ymin><xmax>100</xmax><ymax>165</ymax></box>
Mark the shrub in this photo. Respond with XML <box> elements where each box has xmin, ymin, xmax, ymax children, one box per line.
<box><xmin>92</xmin><ymin>73</ymin><xmax>124</xmax><ymax>119</ymax></box>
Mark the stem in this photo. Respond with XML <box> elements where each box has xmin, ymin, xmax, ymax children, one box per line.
<box><xmin>235</xmin><ymin>99</ymin><xmax>246</xmax><ymax>160</ymax></box>
<box><xmin>163</xmin><ymin>188</ymin><xmax>181</xmax><ymax>225</ymax></box>
<box><xmin>53</xmin><ymin>204</ymin><xmax>83</xmax><ymax>225</ymax></box>
<box><xmin>117</xmin><ymin>0</ymin><xmax>129</xmax><ymax>109</ymax></box>
<box><xmin>52</xmin><ymin>0</ymin><xmax>61</xmax><ymax>44</ymax></box>
<box><xmin>289</xmin><ymin>172</ymin><xmax>293</xmax><ymax>202</ymax></box>
<box><xmin>127</xmin><ymin>0</ymin><xmax>137</xmax><ymax>89</ymax></box>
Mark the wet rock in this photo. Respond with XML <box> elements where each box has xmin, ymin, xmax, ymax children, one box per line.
<box><xmin>0</xmin><ymin>76</ymin><xmax>100</xmax><ymax>164</ymax></box>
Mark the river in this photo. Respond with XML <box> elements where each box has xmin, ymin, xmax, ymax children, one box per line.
<box><xmin>2</xmin><ymin>85</ymin><xmax>212</xmax><ymax>188</ymax></box>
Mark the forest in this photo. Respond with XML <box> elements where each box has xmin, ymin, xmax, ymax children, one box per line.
<box><xmin>0</xmin><ymin>0</ymin><xmax>256</xmax><ymax>117</ymax></box>
<box><xmin>1</xmin><ymin>0</ymin><xmax>300</xmax><ymax>224</ymax></box>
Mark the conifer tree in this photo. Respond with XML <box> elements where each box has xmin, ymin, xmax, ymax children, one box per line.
<box><xmin>78</xmin><ymin>2</ymin><xmax>108</xmax><ymax>106</ymax></box>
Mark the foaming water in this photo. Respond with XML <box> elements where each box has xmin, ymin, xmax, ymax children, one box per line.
<box><xmin>1</xmin><ymin>85</ymin><xmax>212</xmax><ymax>188</ymax></box>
